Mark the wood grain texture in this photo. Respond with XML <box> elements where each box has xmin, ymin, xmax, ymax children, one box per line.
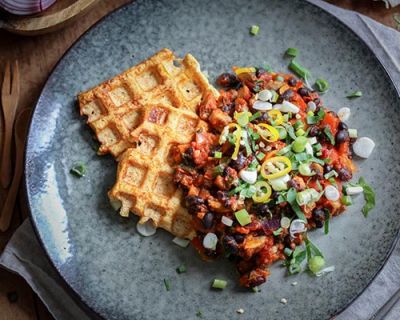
<box><xmin>1</xmin><ymin>0</ymin><xmax>101</xmax><ymax>35</ymax></box>
<box><xmin>0</xmin><ymin>1</ymin><xmax>398</xmax><ymax>319</ymax></box>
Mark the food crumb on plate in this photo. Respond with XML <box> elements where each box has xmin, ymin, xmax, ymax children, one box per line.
<box><xmin>280</xmin><ymin>298</ymin><xmax>288</xmax><ymax>305</ymax></box>
<box><xmin>236</xmin><ymin>308</ymin><xmax>244</xmax><ymax>314</ymax></box>
<box><xmin>291</xmin><ymin>281</ymin><xmax>298</xmax><ymax>286</ymax></box>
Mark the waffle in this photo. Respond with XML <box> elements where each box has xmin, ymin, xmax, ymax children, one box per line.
<box><xmin>108</xmin><ymin>103</ymin><xmax>208</xmax><ymax>239</ymax></box>
<box><xmin>78</xmin><ymin>48</ymin><xmax>218</xmax><ymax>158</ymax></box>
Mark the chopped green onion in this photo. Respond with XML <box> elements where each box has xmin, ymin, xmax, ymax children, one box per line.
<box><xmin>292</xmin><ymin>136</ymin><xmax>308</xmax><ymax>153</ymax></box>
<box><xmin>235</xmin><ymin>209</ymin><xmax>252</xmax><ymax>226</ymax></box>
<box><xmin>70</xmin><ymin>163</ymin><xmax>86</xmax><ymax>177</ymax></box>
<box><xmin>295</xmin><ymin>128</ymin><xmax>305</xmax><ymax>136</ymax></box>
<box><xmin>176</xmin><ymin>264</ymin><xmax>187</xmax><ymax>274</ymax></box>
<box><xmin>323</xmin><ymin>127</ymin><xmax>335</xmax><ymax>145</ymax></box>
<box><xmin>316</xmin><ymin>180</ymin><xmax>323</xmax><ymax>192</ymax></box>
<box><xmin>341</xmin><ymin>195</ymin><xmax>353</xmax><ymax>206</ymax></box>
<box><xmin>256</xmin><ymin>152</ymin><xmax>265</xmax><ymax>161</ymax></box>
<box><xmin>252</xmin><ymin>286</ymin><xmax>260</xmax><ymax>293</ymax></box>
<box><xmin>294</xmin><ymin>120</ymin><xmax>304</xmax><ymax>130</ymax></box>
<box><xmin>273</xmin><ymin>227</ymin><xmax>283</xmax><ymax>236</ymax></box>
<box><xmin>249</xmin><ymin>111</ymin><xmax>262</xmax><ymax>122</ymax></box>
<box><xmin>250</xmin><ymin>25</ymin><xmax>260</xmax><ymax>35</ymax></box>
<box><xmin>270</xmin><ymin>91</ymin><xmax>279</xmax><ymax>103</ymax></box>
<box><xmin>276</xmin><ymin>126</ymin><xmax>287</xmax><ymax>140</ymax></box>
<box><xmin>212</xmin><ymin>279</ymin><xmax>227</xmax><ymax>289</ymax></box>
<box><xmin>283</xmin><ymin>123</ymin><xmax>297</xmax><ymax>140</ymax></box>
<box><xmin>196</xmin><ymin>311</ymin><xmax>203</xmax><ymax>318</ymax></box>
<box><xmin>348</xmin><ymin>128</ymin><xmax>358</xmax><ymax>138</ymax></box>
<box><xmin>287</xmin><ymin>188</ymin><xmax>307</xmax><ymax>221</ymax></box>
<box><xmin>284</xmin><ymin>248</ymin><xmax>293</xmax><ymax>256</ymax></box>
<box><xmin>308</xmin><ymin>256</ymin><xmax>325</xmax><ymax>274</ymax></box>
<box><xmin>286</xmin><ymin>48</ymin><xmax>299</xmax><ymax>57</ymax></box>
<box><xmin>235</xmin><ymin>111</ymin><xmax>250</xmax><ymax>127</ymax></box>
<box><xmin>289</xmin><ymin>60</ymin><xmax>310</xmax><ymax>79</ymax></box>
<box><xmin>298</xmin><ymin>163</ymin><xmax>314</xmax><ymax>176</ymax></box>
<box><xmin>314</xmin><ymin>79</ymin><xmax>330</xmax><ymax>93</ymax></box>
<box><xmin>263</xmin><ymin>64</ymin><xmax>273</xmax><ymax>72</ymax></box>
<box><xmin>324</xmin><ymin>170</ymin><xmax>338</xmax><ymax>179</ymax></box>
<box><xmin>277</xmin><ymin>145</ymin><xmax>292</xmax><ymax>155</ymax></box>
<box><xmin>214</xmin><ymin>151</ymin><xmax>222</xmax><ymax>159</ymax></box>
<box><xmin>296</xmin><ymin>188</ymin><xmax>320</xmax><ymax>206</ymax></box>
<box><xmin>346</xmin><ymin>90</ymin><xmax>362</xmax><ymax>98</ymax></box>
<box><xmin>358</xmin><ymin>177</ymin><xmax>375</xmax><ymax>217</ymax></box>
<box><xmin>313</xmin><ymin>143</ymin><xmax>322</xmax><ymax>151</ymax></box>
<box><xmin>276</xmin><ymin>76</ymin><xmax>284</xmax><ymax>82</ymax></box>
<box><xmin>324</xmin><ymin>210</ymin><xmax>330</xmax><ymax>235</ymax></box>
<box><xmin>164</xmin><ymin>278</ymin><xmax>171</xmax><ymax>291</ymax></box>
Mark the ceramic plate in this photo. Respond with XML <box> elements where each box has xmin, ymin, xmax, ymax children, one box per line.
<box><xmin>26</xmin><ymin>0</ymin><xmax>400</xmax><ymax>319</ymax></box>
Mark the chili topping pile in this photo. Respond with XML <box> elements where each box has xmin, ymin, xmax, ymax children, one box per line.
<box><xmin>173</xmin><ymin>65</ymin><xmax>374</xmax><ymax>289</ymax></box>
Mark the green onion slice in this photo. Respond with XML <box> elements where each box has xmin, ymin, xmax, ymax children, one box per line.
<box><xmin>250</xmin><ymin>25</ymin><xmax>260</xmax><ymax>35</ymax></box>
<box><xmin>212</xmin><ymin>279</ymin><xmax>227</xmax><ymax>289</ymax></box>
<box><xmin>289</xmin><ymin>60</ymin><xmax>310</xmax><ymax>79</ymax></box>
<box><xmin>346</xmin><ymin>90</ymin><xmax>362</xmax><ymax>98</ymax></box>
<box><xmin>314</xmin><ymin>79</ymin><xmax>330</xmax><ymax>93</ymax></box>
<box><xmin>234</xmin><ymin>209</ymin><xmax>252</xmax><ymax>226</ymax></box>
<box><xmin>70</xmin><ymin>163</ymin><xmax>86</xmax><ymax>177</ymax></box>
<box><xmin>286</xmin><ymin>48</ymin><xmax>299</xmax><ymax>57</ymax></box>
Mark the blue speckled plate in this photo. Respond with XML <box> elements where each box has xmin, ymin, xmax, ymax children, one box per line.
<box><xmin>26</xmin><ymin>0</ymin><xmax>400</xmax><ymax>319</ymax></box>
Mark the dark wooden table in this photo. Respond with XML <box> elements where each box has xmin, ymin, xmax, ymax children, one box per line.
<box><xmin>0</xmin><ymin>0</ymin><xmax>399</xmax><ymax>319</ymax></box>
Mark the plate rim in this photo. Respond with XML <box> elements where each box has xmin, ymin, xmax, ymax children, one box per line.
<box><xmin>24</xmin><ymin>1</ymin><xmax>400</xmax><ymax>319</ymax></box>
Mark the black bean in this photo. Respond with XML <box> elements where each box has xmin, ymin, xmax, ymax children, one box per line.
<box><xmin>216</xmin><ymin>73</ymin><xmax>240</xmax><ymax>88</ymax></box>
<box><xmin>256</xmin><ymin>67</ymin><xmax>266</xmax><ymax>78</ymax></box>
<box><xmin>324</xmin><ymin>164</ymin><xmax>334</xmax><ymax>174</ymax></box>
<box><xmin>338</xmin><ymin>121</ymin><xmax>348</xmax><ymax>130</ymax></box>
<box><xmin>234</xmin><ymin>234</ymin><xmax>245</xmax><ymax>244</ymax></box>
<box><xmin>288</xmin><ymin>78</ymin><xmax>297</xmax><ymax>86</ymax></box>
<box><xmin>182</xmin><ymin>147</ymin><xmax>194</xmax><ymax>166</ymax></box>
<box><xmin>308</xmin><ymin>126</ymin><xmax>320</xmax><ymax>137</ymax></box>
<box><xmin>335</xmin><ymin>129</ymin><xmax>349</xmax><ymax>144</ymax></box>
<box><xmin>202</xmin><ymin>212</ymin><xmax>214</xmax><ymax>229</ymax></box>
<box><xmin>298</xmin><ymin>87</ymin><xmax>309</xmax><ymax>97</ymax></box>
<box><xmin>222</xmin><ymin>103</ymin><xmax>235</xmax><ymax>115</ymax></box>
<box><xmin>249</xmin><ymin>276</ymin><xmax>266</xmax><ymax>288</ymax></box>
<box><xmin>312</xmin><ymin>208</ymin><xmax>325</xmax><ymax>228</ymax></box>
<box><xmin>230</xmin><ymin>153</ymin><xmax>247</xmax><ymax>171</ymax></box>
<box><xmin>186</xmin><ymin>196</ymin><xmax>205</xmax><ymax>215</ymax></box>
<box><xmin>280</xmin><ymin>89</ymin><xmax>294</xmax><ymax>101</ymax></box>
<box><xmin>338</xmin><ymin>167</ymin><xmax>352</xmax><ymax>181</ymax></box>
<box><xmin>223</xmin><ymin>235</ymin><xmax>239</xmax><ymax>254</ymax></box>
<box><xmin>253</xmin><ymin>203</ymin><xmax>272</xmax><ymax>217</ymax></box>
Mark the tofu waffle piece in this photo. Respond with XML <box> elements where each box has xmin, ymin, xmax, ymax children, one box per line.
<box><xmin>108</xmin><ymin>104</ymin><xmax>207</xmax><ymax>239</ymax></box>
<box><xmin>78</xmin><ymin>48</ymin><xmax>218</xmax><ymax>158</ymax></box>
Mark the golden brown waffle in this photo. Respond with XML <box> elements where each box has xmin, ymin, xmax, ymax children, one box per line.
<box><xmin>78</xmin><ymin>48</ymin><xmax>218</xmax><ymax>158</ymax></box>
<box><xmin>108</xmin><ymin>103</ymin><xmax>208</xmax><ymax>239</ymax></box>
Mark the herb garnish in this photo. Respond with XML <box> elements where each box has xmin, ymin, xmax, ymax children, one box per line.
<box><xmin>358</xmin><ymin>177</ymin><xmax>375</xmax><ymax>217</ymax></box>
<box><xmin>285</xmin><ymin>48</ymin><xmax>299</xmax><ymax>57</ymax></box>
<box><xmin>70</xmin><ymin>163</ymin><xmax>86</xmax><ymax>177</ymax></box>
<box><xmin>323</xmin><ymin>127</ymin><xmax>335</xmax><ymax>145</ymax></box>
<box><xmin>346</xmin><ymin>90</ymin><xmax>363</xmax><ymax>98</ymax></box>
<box><xmin>287</xmin><ymin>188</ymin><xmax>307</xmax><ymax>221</ymax></box>
<box><xmin>164</xmin><ymin>278</ymin><xmax>171</xmax><ymax>291</ymax></box>
<box><xmin>324</xmin><ymin>210</ymin><xmax>330</xmax><ymax>235</ymax></box>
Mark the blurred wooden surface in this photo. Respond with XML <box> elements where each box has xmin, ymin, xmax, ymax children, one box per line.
<box><xmin>0</xmin><ymin>0</ymin><xmax>399</xmax><ymax>319</ymax></box>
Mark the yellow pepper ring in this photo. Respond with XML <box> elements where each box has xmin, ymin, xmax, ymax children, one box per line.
<box><xmin>267</xmin><ymin>109</ymin><xmax>284</xmax><ymax>126</ymax></box>
<box><xmin>256</xmin><ymin>124</ymin><xmax>280</xmax><ymax>142</ymax></box>
<box><xmin>219</xmin><ymin>123</ymin><xmax>242</xmax><ymax>160</ymax></box>
<box><xmin>261</xmin><ymin>156</ymin><xmax>292</xmax><ymax>180</ymax></box>
<box><xmin>252</xmin><ymin>181</ymin><xmax>272</xmax><ymax>203</ymax></box>
<box><xmin>234</xmin><ymin>67</ymin><xmax>256</xmax><ymax>75</ymax></box>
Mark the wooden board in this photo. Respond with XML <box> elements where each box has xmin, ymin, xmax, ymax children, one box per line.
<box><xmin>0</xmin><ymin>1</ymin><xmax>398</xmax><ymax>319</ymax></box>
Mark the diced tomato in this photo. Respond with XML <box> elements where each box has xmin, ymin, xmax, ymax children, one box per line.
<box><xmin>320</xmin><ymin>111</ymin><xmax>339</xmax><ymax>135</ymax></box>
